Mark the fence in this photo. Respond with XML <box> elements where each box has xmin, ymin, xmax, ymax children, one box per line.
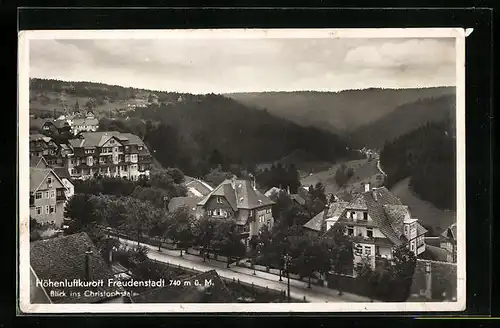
<box><xmin>242</xmin><ymin>258</ymin><xmax>322</xmax><ymax>286</ymax></box>
<box><xmin>100</xmin><ymin>225</ymin><xmax>243</xmax><ymax>265</ymax></box>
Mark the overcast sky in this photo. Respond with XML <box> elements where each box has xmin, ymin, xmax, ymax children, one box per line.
<box><xmin>29</xmin><ymin>37</ymin><xmax>456</xmax><ymax>94</ymax></box>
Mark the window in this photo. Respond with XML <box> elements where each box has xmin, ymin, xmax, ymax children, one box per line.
<box><xmin>351</xmin><ymin>211</ymin><xmax>356</xmax><ymax>220</ymax></box>
<box><xmin>131</xmin><ymin>154</ymin><xmax>138</xmax><ymax>161</ymax></box>
<box><xmin>249</xmin><ymin>210</ymin><xmax>254</xmax><ymax>216</ymax></box>
<box><xmin>366</xmin><ymin>228</ymin><xmax>373</xmax><ymax>238</ymax></box>
<box><xmin>375</xmin><ymin>245</ymin><xmax>380</xmax><ymax>256</ymax></box>
<box><xmin>404</xmin><ymin>225</ymin><xmax>409</xmax><ymax>235</ymax></box>
<box><xmin>347</xmin><ymin>226</ymin><xmax>354</xmax><ymax>236</ymax></box>
<box><xmin>44</xmin><ymin>191</ymin><xmax>49</xmax><ymax>199</ymax></box>
<box><xmin>35</xmin><ymin>192</ymin><xmax>42</xmax><ymax>199</ymax></box>
<box><xmin>217</xmin><ymin>197</ymin><xmax>223</xmax><ymax>204</ymax></box>
<box><xmin>45</xmin><ymin>205</ymin><xmax>50</xmax><ymax>214</ymax></box>
<box><xmin>114</xmin><ymin>147</ymin><xmax>118</xmax><ymax>152</ymax></box>
<box><xmin>410</xmin><ymin>243</ymin><xmax>414</xmax><ymax>251</ymax></box>
<box><xmin>207</xmin><ymin>210</ymin><xmax>212</xmax><ymax>216</ymax></box>
<box><xmin>49</xmin><ymin>205</ymin><xmax>55</xmax><ymax>213</ymax></box>
<box><xmin>47</xmin><ymin>177</ymin><xmax>52</xmax><ymax>186</ymax></box>
<box><xmin>138</xmin><ymin>146</ymin><xmax>143</xmax><ymax>151</ymax></box>
<box><xmin>363</xmin><ymin>212</ymin><xmax>368</xmax><ymax>220</ymax></box>
<box><xmin>36</xmin><ymin>207</ymin><xmax>41</xmax><ymax>215</ymax></box>
<box><xmin>364</xmin><ymin>246</ymin><xmax>371</xmax><ymax>256</ymax></box>
<box><xmin>50</xmin><ymin>190</ymin><xmax>55</xmax><ymax>199</ymax></box>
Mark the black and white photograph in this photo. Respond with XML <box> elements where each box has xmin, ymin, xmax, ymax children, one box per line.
<box><xmin>18</xmin><ymin>28</ymin><xmax>466</xmax><ymax>313</ymax></box>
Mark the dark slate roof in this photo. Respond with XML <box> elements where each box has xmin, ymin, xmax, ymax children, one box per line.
<box><xmin>51</xmin><ymin>167</ymin><xmax>71</xmax><ymax>180</ymax></box>
<box><xmin>30</xmin><ymin>232</ymin><xmax>122</xmax><ymax>303</ymax></box>
<box><xmin>198</xmin><ymin>179</ymin><xmax>274</xmax><ymax>210</ymax></box>
<box><xmin>168</xmin><ymin>196</ymin><xmax>203</xmax><ymax>216</ymax></box>
<box><xmin>29</xmin><ymin>134</ymin><xmax>52</xmax><ymax>143</ymax></box>
<box><xmin>290</xmin><ymin>194</ymin><xmax>306</xmax><ymax>206</ymax></box>
<box><xmin>129</xmin><ymin>270</ymin><xmax>235</xmax><ymax>303</ymax></box>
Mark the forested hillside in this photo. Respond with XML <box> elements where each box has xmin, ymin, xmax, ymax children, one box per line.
<box><xmin>98</xmin><ymin>94</ymin><xmax>359</xmax><ymax>178</ymax></box>
<box><xmin>348</xmin><ymin>94</ymin><xmax>455</xmax><ymax>149</ymax></box>
<box><xmin>226</xmin><ymin>87</ymin><xmax>455</xmax><ymax>133</ymax></box>
<box><xmin>379</xmin><ymin>120</ymin><xmax>456</xmax><ymax>210</ymax></box>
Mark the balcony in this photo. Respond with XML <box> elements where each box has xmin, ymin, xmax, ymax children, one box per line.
<box><xmin>56</xmin><ymin>194</ymin><xmax>67</xmax><ymax>201</ymax></box>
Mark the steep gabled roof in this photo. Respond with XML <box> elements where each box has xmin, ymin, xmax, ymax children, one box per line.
<box><xmin>441</xmin><ymin>222</ymin><xmax>457</xmax><ymax>241</ymax></box>
<box><xmin>129</xmin><ymin>269</ymin><xmax>235</xmax><ymax>303</ymax></box>
<box><xmin>197</xmin><ymin>179</ymin><xmax>274</xmax><ymax>211</ymax></box>
<box><xmin>303</xmin><ymin>210</ymin><xmax>326</xmax><ymax>232</ymax></box>
<box><xmin>72</xmin><ymin>117</ymin><xmax>99</xmax><ymax>126</ymax></box>
<box><xmin>30</xmin><ymin>156</ymin><xmax>49</xmax><ymax>168</ymax></box>
<box><xmin>186</xmin><ymin>180</ymin><xmax>213</xmax><ymax>197</ymax></box>
<box><xmin>30</xmin><ymin>232</ymin><xmax>122</xmax><ymax>304</ymax></box>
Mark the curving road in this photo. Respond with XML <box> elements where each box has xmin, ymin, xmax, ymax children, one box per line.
<box><xmin>118</xmin><ymin>237</ymin><xmax>373</xmax><ymax>303</ymax></box>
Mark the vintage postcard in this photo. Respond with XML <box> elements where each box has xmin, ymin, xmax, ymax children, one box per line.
<box><xmin>18</xmin><ymin>28</ymin><xmax>466</xmax><ymax>313</ymax></box>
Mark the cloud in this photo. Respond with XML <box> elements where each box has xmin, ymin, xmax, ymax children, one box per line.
<box><xmin>344</xmin><ymin>38</ymin><xmax>456</xmax><ymax>69</ymax></box>
<box><xmin>28</xmin><ymin>37</ymin><xmax>456</xmax><ymax>93</ymax></box>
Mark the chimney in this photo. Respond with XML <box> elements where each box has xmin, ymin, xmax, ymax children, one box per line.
<box><xmin>364</xmin><ymin>183</ymin><xmax>371</xmax><ymax>192</ymax></box>
<box><xmin>287</xmin><ymin>186</ymin><xmax>290</xmax><ymax>195</ymax></box>
<box><xmin>231</xmin><ymin>175</ymin><xmax>236</xmax><ymax>189</ymax></box>
<box><xmin>85</xmin><ymin>246</ymin><xmax>93</xmax><ymax>281</ymax></box>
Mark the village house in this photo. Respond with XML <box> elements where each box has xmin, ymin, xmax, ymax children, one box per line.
<box><xmin>66</xmin><ymin>131</ymin><xmax>152</xmax><ymax>181</ymax></box>
<box><xmin>29</xmin><ymin>134</ymin><xmax>60</xmax><ymax>164</ymax></box>
<box><xmin>30</xmin><ymin>167</ymin><xmax>68</xmax><ymax>227</ymax></box>
<box><xmin>439</xmin><ymin>222</ymin><xmax>457</xmax><ymax>263</ymax></box>
<box><xmin>30</xmin><ymin>232</ymin><xmax>126</xmax><ymax>304</ymax></box>
<box><xmin>196</xmin><ymin>177</ymin><xmax>275</xmax><ymax>247</ymax></box>
<box><xmin>304</xmin><ymin>183</ymin><xmax>427</xmax><ymax>274</ymax></box>
<box><xmin>71</xmin><ymin>115</ymin><xmax>99</xmax><ymax>135</ymax></box>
